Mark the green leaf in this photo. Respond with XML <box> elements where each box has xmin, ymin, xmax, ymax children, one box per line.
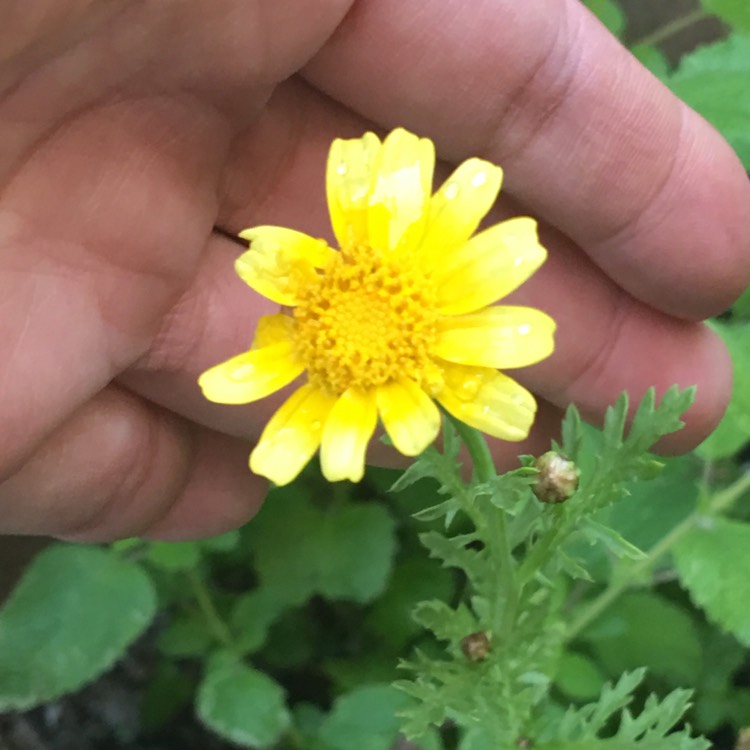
<box><xmin>157</xmin><ymin>616</ymin><xmax>213</xmax><ymax>658</ymax></box>
<box><xmin>674</xmin><ymin>517</ymin><xmax>750</xmax><ymax>646</ymax></box>
<box><xmin>669</xmin><ymin>34</ymin><xmax>750</xmax><ymax>168</ymax></box>
<box><xmin>580</xmin><ymin>591</ymin><xmax>702</xmax><ymax>686</ymax></box>
<box><xmin>632</xmin><ymin>44</ymin><xmax>669</xmax><ymax>79</ymax></box>
<box><xmin>197</xmin><ymin>652</ymin><xmax>291</xmax><ymax>748</ymax></box>
<box><xmin>584</xmin><ymin>0</ymin><xmax>625</xmax><ymax>36</ymax></box>
<box><xmin>697</xmin><ymin>321</ymin><xmax>750</xmax><ymax>458</ymax></box>
<box><xmin>555</xmin><ymin>651</ymin><xmax>607</xmax><ymax>702</ymax></box>
<box><xmin>229</xmin><ymin>587</ymin><xmax>288</xmax><ymax>655</ymax></box>
<box><xmin>316</xmin><ymin>684</ymin><xmax>411</xmax><ymax>750</ymax></box>
<box><xmin>146</xmin><ymin>540</ymin><xmax>202</xmax><ymax>571</ymax></box>
<box><xmin>701</xmin><ymin>0</ymin><xmax>750</xmax><ymax>34</ymax></box>
<box><xmin>538</xmin><ymin>669</ymin><xmax>708</xmax><ymax>749</ymax></box>
<box><xmin>200</xmin><ymin>530</ymin><xmax>241</xmax><ymax>553</ymax></box>
<box><xmin>252</xmin><ymin>490</ymin><xmax>396</xmax><ymax>606</ymax></box>
<box><xmin>579</xmin><ymin>519</ymin><xmax>647</xmax><ymax>561</ymax></box>
<box><xmin>366</xmin><ymin>557</ymin><xmax>455</xmax><ymax>650</ymax></box>
<box><xmin>0</xmin><ymin>544</ymin><xmax>156</xmax><ymax>710</ymax></box>
<box><xmin>141</xmin><ymin>660</ymin><xmax>194</xmax><ymax>731</ymax></box>
<box><xmin>607</xmin><ymin>456</ymin><xmax>699</xmax><ymax>552</ymax></box>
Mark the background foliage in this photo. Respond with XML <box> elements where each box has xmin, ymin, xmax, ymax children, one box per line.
<box><xmin>2</xmin><ymin>2</ymin><xmax>750</xmax><ymax>748</ymax></box>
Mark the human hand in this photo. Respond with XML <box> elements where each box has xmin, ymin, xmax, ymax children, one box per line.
<box><xmin>0</xmin><ymin>0</ymin><xmax>747</xmax><ymax>540</ymax></box>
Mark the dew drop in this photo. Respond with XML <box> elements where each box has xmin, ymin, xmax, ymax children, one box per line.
<box><xmin>229</xmin><ymin>364</ymin><xmax>255</xmax><ymax>380</ymax></box>
<box><xmin>460</xmin><ymin>377</ymin><xmax>481</xmax><ymax>400</ymax></box>
<box><xmin>336</xmin><ymin>161</ymin><xmax>348</xmax><ymax>176</ymax></box>
<box><xmin>471</xmin><ymin>171</ymin><xmax>487</xmax><ymax>188</ymax></box>
<box><xmin>517</xmin><ymin>324</ymin><xmax>532</xmax><ymax>336</ymax></box>
<box><xmin>445</xmin><ymin>181</ymin><xmax>460</xmax><ymax>200</ymax></box>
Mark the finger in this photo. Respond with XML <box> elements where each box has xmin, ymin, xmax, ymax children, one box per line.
<box><xmin>0</xmin><ymin>385</ymin><xmax>265</xmax><ymax>541</ymax></box>
<box><xmin>303</xmin><ymin>0</ymin><xmax>750</xmax><ymax>319</ymax></box>
<box><xmin>124</xmin><ymin>100</ymin><xmax>728</xmax><ymax>458</ymax></box>
<box><xmin>507</xmin><ymin>225</ymin><xmax>732</xmax><ymax>453</ymax></box>
<box><xmin>0</xmin><ymin>92</ymin><xmax>231</xmax><ymax>477</ymax></box>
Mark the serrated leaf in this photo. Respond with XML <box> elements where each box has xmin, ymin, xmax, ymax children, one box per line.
<box><xmin>674</xmin><ymin>517</ymin><xmax>750</xmax><ymax>646</ymax></box>
<box><xmin>197</xmin><ymin>652</ymin><xmax>290</xmax><ymax>748</ymax></box>
<box><xmin>316</xmin><ymin>684</ymin><xmax>410</xmax><ymax>750</ymax></box>
<box><xmin>252</xmin><ymin>491</ymin><xmax>396</xmax><ymax>605</ymax></box>
<box><xmin>697</xmin><ymin>321</ymin><xmax>750</xmax><ymax>458</ymax></box>
<box><xmin>539</xmin><ymin>668</ymin><xmax>709</xmax><ymax>749</ymax></box>
<box><xmin>561</xmin><ymin>403</ymin><xmax>583</xmax><ymax>461</ymax></box>
<box><xmin>0</xmin><ymin>544</ymin><xmax>156</xmax><ymax>710</ymax></box>
<box><xmin>412</xmin><ymin>600</ymin><xmax>477</xmax><ymax>643</ymax></box>
<box><xmin>702</xmin><ymin>0</ymin><xmax>750</xmax><ymax>33</ymax></box>
<box><xmin>669</xmin><ymin>34</ymin><xmax>750</xmax><ymax>168</ymax></box>
<box><xmin>579</xmin><ymin>518</ymin><xmax>646</xmax><ymax>561</ymax></box>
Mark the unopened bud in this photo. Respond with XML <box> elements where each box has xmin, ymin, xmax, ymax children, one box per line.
<box><xmin>460</xmin><ymin>631</ymin><xmax>491</xmax><ymax>662</ymax></box>
<box><xmin>532</xmin><ymin>451</ymin><xmax>580</xmax><ymax>504</ymax></box>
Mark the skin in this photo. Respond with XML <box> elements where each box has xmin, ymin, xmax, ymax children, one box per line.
<box><xmin>0</xmin><ymin>0</ymin><xmax>748</xmax><ymax>541</ymax></box>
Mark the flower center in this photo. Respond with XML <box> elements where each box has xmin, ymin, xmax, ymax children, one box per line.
<box><xmin>292</xmin><ymin>246</ymin><xmax>439</xmax><ymax>394</ymax></box>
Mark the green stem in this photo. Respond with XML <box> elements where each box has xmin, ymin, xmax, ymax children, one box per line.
<box><xmin>566</xmin><ymin>469</ymin><xmax>750</xmax><ymax>641</ymax></box>
<box><xmin>186</xmin><ymin>568</ymin><xmax>235</xmax><ymax>650</ymax></box>
<box><xmin>449</xmin><ymin>417</ymin><xmax>519</xmax><ymax>639</ymax></box>
<box><xmin>630</xmin><ymin>8</ymin><xmax>710</xmax><ymax>49</ymax></box>
<box><xmin>451</xmin><ymin>418</ymin><xmax>495</xmax><ymax>484</ymax></box>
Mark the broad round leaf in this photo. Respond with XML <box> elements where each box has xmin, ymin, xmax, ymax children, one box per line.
<box><xmin>0</xmin><ymin>544</ymin><xmax>156</xmax><ymax>710</ymax></box>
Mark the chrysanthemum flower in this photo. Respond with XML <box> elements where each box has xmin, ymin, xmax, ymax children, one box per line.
<box><xmin>199</xmin><ymin>128</ymin><xmax>555</xmax><ymax>485</ymax></box>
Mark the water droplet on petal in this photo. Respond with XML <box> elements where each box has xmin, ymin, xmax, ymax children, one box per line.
<box><xmin>471</xmin><ymin>171</ymin><xmax>487</xmax><ymax>188</ymax></box>
<box><xmin>311</xmin><ymin>420</ymin><xmax>322</xmax><ymax>432</ymax></box>
<box><xmin>517</xmin><ymin>324</ymin><xmax>532</xmax><ymax>336</ymax></box>
<box><xmin>445</xmin><ymin>181</ymin><xmax>460</xmax><ymax>200</ymax></box>
<box><xmin>230</xmin><ymin>364</ymin><xmax>255</xmax><ymax>380</ymax></box>
<box><xmin>460</xmin><ymin>377</ymin><xmax>481</xmax><ymax>400</ymax></box>
<box><xmin>336</xmin><ymin>161</ymin><xmax>347</xmax><ymax>176</ymax></box>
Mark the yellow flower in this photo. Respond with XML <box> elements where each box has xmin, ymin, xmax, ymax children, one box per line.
<box><xmin>199</xmin><ymin>128</ymin><xmax>555</xmax><ymax>485</ymax></box>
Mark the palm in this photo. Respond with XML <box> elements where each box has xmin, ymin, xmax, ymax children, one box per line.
<box><xmin>1</xmin><ymin>0</ymin><xmax>748</xmax><ymax>540</ymax></box>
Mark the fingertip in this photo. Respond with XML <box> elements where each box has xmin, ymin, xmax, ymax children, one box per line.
<box><xmin>654</xmin><ymin>324</ymin><xmax>733</xmax><ymax>454</ymax></box>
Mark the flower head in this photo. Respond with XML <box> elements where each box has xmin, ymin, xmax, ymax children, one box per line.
<box><xmin>199</xmin><ymin>128</ymin><xmax>555</xmax><ymax>485</ymax></box>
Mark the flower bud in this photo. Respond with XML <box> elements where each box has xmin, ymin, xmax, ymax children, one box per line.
<box><xmin>460</xmin><ymin>631</ymin><xmax>492</xmax><ymax>662</ymax></box>
<box><xmin>532</xmin><ymin>451</ymin><xmax>580</xmax><ymax>504</ymax></box>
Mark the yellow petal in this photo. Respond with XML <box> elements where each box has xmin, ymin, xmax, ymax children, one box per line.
<box><xmin>420</xmin><ymin>158</ymin><xmax>503</xmax><ymax>266</ymax></box>
<box><xmin>375</xmin><ymin>379</ymin><xmax>441</xmax><ymax>456</ymax></box>
<box><xmin>250</xmin><ymin>384</ymin><xmax>337</xmax><ymax>486</ymax></box>
<box><xmin>251</xmin><ymin>313</ymin><xmax>296</xmax><ymax>349</ymax></box>
<box><xmin>198</xmin><ymin>342</ymin><xmax>303</xmax><ymax>404</ymax></box>
<box><xmin>327</xmin><ymin>132</ymin><xmax>382</xmax><ymax>248</ymax></box>
<box><xmin>320</xmin><ymin>388</ymin><xmax>378</xmax><ymax>482</ymax></box>
<box><xmin>368</xmin><ymin>128</ymin><xmax>435</xmax><ymax>253</ymax></box>
<box><xmin>434</xmin><ymin>306</ymin><xmax>555</xmax><ymax>369</ymax></box>
<box><xmin>435</xmin><ymin>218</ymin><xmax>547</xmax><ymax>315</ymax></box>
<box><xmin>437</xmin><ymin>364</ymin><xmax>537</xmax><ymax>441</ymax></box>
<box><xmin>236</xmin><ymin>226</ymin><xmax>335</xmax><ymax>306</ymax></box>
